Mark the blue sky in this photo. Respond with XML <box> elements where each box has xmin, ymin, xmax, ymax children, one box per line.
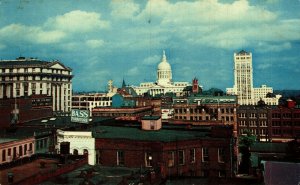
<box><xmin>0</xmin><ymin>0</ymin><xmax>299</xmax><ymax>92</ymax></box>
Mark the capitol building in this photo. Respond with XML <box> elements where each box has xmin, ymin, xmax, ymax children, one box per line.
<box><xmin>132</xmin><ymin>51</ymin><xmax>191</xmax><ymax>96</ymax></box>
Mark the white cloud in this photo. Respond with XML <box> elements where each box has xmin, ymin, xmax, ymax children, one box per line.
<box><xmin>142</xmin><ymin>54</ymin><xmax>160</xmax><ymax>65</ymax></box>
<box><xmin>45</xmin><ymin>10</ymin><xmax>110</xmax><ymax>33</ymax></box>
<box><xmin>257</xmin><ymin>42</ymin><xmax>291</xmax><ymax>52</ymax></box>
<box><xmin>110</xmin><ymin>0</ymin><xmax>140</xmax><ymax>19</ymax></box>
<box><xmin>86</xmin><ymin>39</ymin><xmax>105</xmax><ymax>48</ymax></box>
<box><xmin>137</xmin><ymin>0</ymin><xmax>276</xmax><ymax>25</ymax></box>
<box><xmin>0</xmin><ymin>24</ymin><xmax>65</xmax><ymax>44</ymax></box>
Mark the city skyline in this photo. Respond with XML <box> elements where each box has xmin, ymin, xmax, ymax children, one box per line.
<box><xmin>0</xmin><ymin>0</ymin><xmax>299</xmax><ymax>92</ymax></box>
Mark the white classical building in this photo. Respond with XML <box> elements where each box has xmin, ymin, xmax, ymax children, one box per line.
<box><xmin>133</xmin><ymin>51</ymin><xmax>191</xmax><ymax>96</ymax></box>
<box><xmin>226</xmin><ymin>50</ymin><xmax>281</xmax><ymax>105</ymax></box>
<box><xmin>0</xmin><ymin>57</ymin><xmax>73</xmax><ymax>113</ymax></box>
<box><xmin>56</xmin><ymin>129</ymin><xmax>95</xmax><ymax>165</ymax></box>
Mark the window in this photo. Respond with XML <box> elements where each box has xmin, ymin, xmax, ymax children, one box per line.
<box><xmin>24</xmin><ymin>144</ymin><xmax>27</xmax><ymax>155</ymax></box>
<box><xmin>219</xmin><ymin>170</ymin><xmax>226</xmax><ymax>177</ymax></box>
<box><xmin>178</xmin><ymin>150</ymin><xmax>185</xmax><ymax>165</ymax></box>
<box><xmin>117</xmin><ymin>150</ymin><xmax>124</xmax><ymax>166</ymax></box>
<box><xmin>190</xmin><ymin>148</ymin><xmax>195</xmax><ymax>163</ymax></box>
<box><xmin>145</xmin><ymin>152</ymin><xmax>152</xmax><ymax>167</ymax></box>
<box><xmin>168</xmin><ymin>151</ymin><xmax>175</xmax><ymax>167</ymax></box>
<box><xmin>29</xmin><ymin>143</ymin><xmax>32</xmax><ymax>151</ymax></box>
<box><xmin>201</xmin><ymin>170</ymin><xmax>209</xmax><ymax>177</ymax></box>
<box><xmin>2</xmin><ymin>150</ymin><xmax>6</xmax><ymax>162</ymax></box>
<box><xmin>19</xmin><ymin>145</ymin><xmax>23</xmax><ymax>156</ymax></box>
<box><xmin>150</xmin><ymin>121</ymin><xmax>155</xmax><ymax>130</ymax></box>
<box><xmin>218</xmin><ymin>148</ymin><xmax>225</xmax><ymax>163</ymax></box>
<box><xmin>96</xmin><ymin>150</ymin><xmax>101</xmax><ymax>165</ymax></box>
<box><xmin>8</xmin><ymin>148</ymin><xmax>11</xmax><ymax>156</ymax></box>
<box><xmin>202</xmin><ymin>147</ymin><xmax>209</xmax><ymax>162</ymax></box>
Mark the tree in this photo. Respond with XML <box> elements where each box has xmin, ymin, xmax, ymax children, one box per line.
<box><xmin>238</xmin><ymin>130</ymin><xmax>256</xmax><ymax>174</ymax></box>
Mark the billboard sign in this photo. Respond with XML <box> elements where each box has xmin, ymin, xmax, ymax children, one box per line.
<box><xmin>71</xmin><ymin>109</ymin><xmax>90</xmax><ymax>123</ymax></box>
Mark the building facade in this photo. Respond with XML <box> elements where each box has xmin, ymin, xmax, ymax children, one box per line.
<box><xmin>0</xmin><ymin>57</ymin><xmax>73</xmax><ymax>114</ymax></box>
<box><xmin>0</xmin><ymin>137</ymin><xmax>35</xmax><ymax>165</ymax></box>
<box><xmin>132</xmin><ymin>51</ymin><xmax>191</xmax><ymax>96</ymax></box>
<box><xmin>237</xmin><ymin>105</ymin><xmax>271</xmax><ymax>142</ymax></box>
<box><xmin>94</xmin><ymin>125</ymin><xmax>235</xmax><ymax>178</ymax></box>
<box><xmin>226</xmin><ymin>50</ymin><xmax>280</xmax><ymax>105</ymax></box>
<box><xmin>56</xmin><ymin>129</ymin><xmax>95</xmax><ymax>165</ymax></box>
<box><xmin>0</xmin><ymin>95</ymin><xmax>53</xmax><ymax>127</ymax></box>
<box><xmin>237</xmin><ymin>100</ymin><xmax>300</xmax><ymax>142</ymax></box>
<box><xmin>72</xmin><ymin>93</ymin><xmax>113</xmax><ymax>116</ymax></box>
<box><xmin>172</xmin><ymin>95</ymin><xmax>238</xmax><ymax>136</ymax></box>
<box><xmin>92</xmin><ymin>106</ymin><xmax>153</xmax><ymax>120</ymax></box>
<box><xmin>270</xmin><ymin>102</ymin><xmax>300</xmax><ymax>142</ymax></box>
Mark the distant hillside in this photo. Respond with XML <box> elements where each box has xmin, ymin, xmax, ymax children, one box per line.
<box><xmin>274</xmin><ymin>90</ymin><xmax>300</xmax><ymax>98</ymax></box>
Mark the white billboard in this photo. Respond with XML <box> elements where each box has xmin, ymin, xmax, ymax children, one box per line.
<box><xmin>71</xmin><ymin>109</ymin><xmax>90</xmax><ymax>123</ymax></box>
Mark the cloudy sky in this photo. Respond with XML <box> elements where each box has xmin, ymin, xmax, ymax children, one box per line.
<box><xmin>0</xmin><ymin>0</ymin><xmax>299</xmax><ymax>92</ymax></box>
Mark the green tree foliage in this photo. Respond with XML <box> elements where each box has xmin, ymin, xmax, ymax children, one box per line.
<box><xmin>238</xmin><ymin>130</ymin><xmax>256</xmax><ymax>174</ymax></box>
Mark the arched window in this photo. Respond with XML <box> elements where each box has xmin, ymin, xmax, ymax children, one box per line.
<box><xmin>73</xmin><ymin>149</ymin><xmax>78</xmax><ymax>155</ymax></box>
<box><xmin>83</xmin><ymin>149</ymin><xmax>88</xmax><ymax>156</ymax></box>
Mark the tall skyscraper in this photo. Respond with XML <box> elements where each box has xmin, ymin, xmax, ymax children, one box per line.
<box><xmin>227</xmin><ymin>50</ymin><xmax>280</xmax><ymax>105</ymax></box>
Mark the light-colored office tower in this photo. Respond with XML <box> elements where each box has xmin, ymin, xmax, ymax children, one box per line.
<box><xmin>226</xmin><ymin>50</ymin><xmax>281</xmax><ymax>105</ymax></box>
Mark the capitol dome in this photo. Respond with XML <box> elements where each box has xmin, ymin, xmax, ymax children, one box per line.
<box><xmin>157</xmin><ymin>50</ymin><xmax>172</xmax><ymax>85</ymax></box>
<box><xmin>157</xmin><ymin>51</ymin><xmax>171</xmax><ymax>70</ymax></box>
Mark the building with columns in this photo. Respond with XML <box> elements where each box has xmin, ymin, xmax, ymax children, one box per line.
<box><xmin>132</xmin><ymin>51</ymin><xmax>191</xmax><ymax>96</ymax></box>
<box><xmin>226</xmin><ymin>50</ymin><xmax>281</xmax><ymax>105</ymax></box>
<box><xmin>0</xmin><ymin>57</ymin><xmax>73</xmax><ymax>114</ymax></box>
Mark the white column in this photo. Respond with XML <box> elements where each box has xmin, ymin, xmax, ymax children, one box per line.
<box><xmin>52</xmin><ymin>85</ymin><xmax>56</xmax><ymax>111</ymax></box>
<box><xmin>56</xmin><ymin>85</ymin><xmax>60</xmax><ymax>111</ymax></box>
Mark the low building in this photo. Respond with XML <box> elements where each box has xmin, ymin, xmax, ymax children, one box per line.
<box><xmin>94</xmin><ymin>124</ymin><xmax>235</xmax><ymax>178</ymax></box>
<box><xmin>0</xmin><ymin>95</ymin><xmax>53</xmax><ymax>127</ymax></box>
<box><xmin>0</xmin><ymin>137</ymin><xmax>35</xmax><ymax>165</ymax></box>
<box><xmin>56</xmin><ymin>129</ymin><xmax>95</xmax><ymax>165</ymax></box>
<box><xmin>237</xmin><ymin>105</ymin><xmax>271</xmax><ymax>142</ymax></box>
<box><xmin>270</xmin><ymin>100</ymin><xmax>300</xmax><ymax>142</ymax></box>
<box><xmin>237</xmin><ymin>99</ymin><xmax>300</xmax><ymax>142</ymax></box>
<box><xmin>72</xmin><ymin>93</ymin><xmax>113</xmax><ymax>116</ymax></box>
<box><xmin>172</xmin><ymin>95</ymin><xmax>238</xmax><ymax>136</ymax></box>
<box><xmin>92</xmin><ymin>106</ymin><xmax>153</xmax><ymax>120</ymax></box>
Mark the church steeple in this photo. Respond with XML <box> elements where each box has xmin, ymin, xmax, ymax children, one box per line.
<box><xmin>122</xmin><ymin>78</ymin><xmax>126</xmax><ymax>88</ymax></box>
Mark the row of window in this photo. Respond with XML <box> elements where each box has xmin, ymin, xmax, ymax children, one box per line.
<box><xmin>175</xmin><ymin>108</ymin><xmax>235</xmax><ymax>114</ymax></box>
<box><xmin>111</xmin><ymin>148</ymin><xmax>226</xmax><ymax>167</ymax></box>
<box><xmin>239</xmin><ymin>113</ymin><xmax>267</xmax><ymax>118</ymax></box>
<box><xmin>1</xmin><ymin>68</ymin><xmax>70</xmax><ymax>75</ymax></box>
<box><xmin>239</xmin><ymin>120</ymin><xmax>267</xmax><ymax>127</ymax></box>
<box><xmin>1</xmin><ymin>143</ymin><xmax>33</xmax><ymax>162</ymax></box>
<box><xmin>273</xmin><ymin>113</ymin><xmax>300</xmax><ymax>119</ymax></box>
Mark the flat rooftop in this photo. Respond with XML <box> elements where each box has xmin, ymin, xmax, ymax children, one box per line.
<box><xmin>92</xmin><ymin>125</ymin><xmax>219</xmax><ymax>142</ymax></box>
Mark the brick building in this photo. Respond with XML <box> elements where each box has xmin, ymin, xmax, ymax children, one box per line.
<box><xmin>94</xmin><ymin>124</ymin><xmax>235</xmax><ymax>178</ymax></box>
<box><xmin>0</xmin><ymin>95</ymin><xmax>53</xmax><ymax>127</ymax></box>
<box><xmin>237</xmin><ymin>105</ymin><xmax>270</xmax><ymax>142</ymax></box>
<box><xmin>270</xmin><ymin>100</ymin><xmax>300</xmax><ymax>142</ymax></box>
<box><xmin>172</xmin><ymin>95</ymin><xmax>238</xmax><ymax>136</ymax></box>
<box><xmin>237</xmin><ymin>99</ymin><xmax>300</xmax><ymax>142</ymax></box>
<box><xmin>92</xmin><ymin>106</ymin><xmax>153</xmax><ymax>120</ymax></box>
